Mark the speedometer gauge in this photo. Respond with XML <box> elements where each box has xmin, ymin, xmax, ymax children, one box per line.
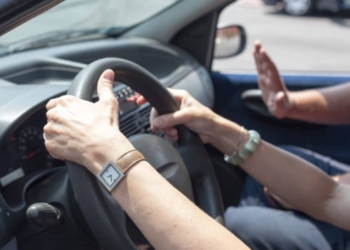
<box><xmin>18</xmin><ymin>126</ymin><xmax>43</xmax><ymax>160</ymax></box>
<box><xmin>17</xmin><ymin>125</ymin><xmax>60</xmax><ymax>169</ymax></box>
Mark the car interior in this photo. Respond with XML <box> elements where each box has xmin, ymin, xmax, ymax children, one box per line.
<box><xmin>1</xmin><ymin>0</ymin><xmax>350</xmax><ymax>249</ymax></box>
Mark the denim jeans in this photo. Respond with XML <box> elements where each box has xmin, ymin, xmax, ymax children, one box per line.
<box><xmin>225</xmin><ymin>146</ymin><xmax>350</xmax><ymax>250</ymax></box>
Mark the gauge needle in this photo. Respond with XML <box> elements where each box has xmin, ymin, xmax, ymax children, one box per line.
<box><xmin>24</xmin><ymin>149</ymin><xmax>40</xmax><ymax>159</ymax></box>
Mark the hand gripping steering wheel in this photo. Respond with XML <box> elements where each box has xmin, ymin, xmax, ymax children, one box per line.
<box><xmin>66</xmin><ymin>58</ymin><xmax>224</xmax><ymax>250</ymax></box>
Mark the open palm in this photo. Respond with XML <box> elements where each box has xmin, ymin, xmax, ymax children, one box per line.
<box><xmin>253</xmin><ymin>41</ymin><xmax>292</xmax><ymax>119</ymax></box>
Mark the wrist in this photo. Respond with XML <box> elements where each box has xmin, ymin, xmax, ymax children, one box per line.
<box><xmin>208</xmin><ymin>116</ymin><xmax>248</xmax><ymax>155</ymax></box>
<box><xmin>83</xmin><ymin>132</ymin><xmax>135</xmax><ymax>175</ymax></box>
<box><xmin>96</xmin><ymin>150</ymin><xmax>146</xmax><ymax>192</ymax></box>
<box><xmin>205</xmin><ymin>114</ymin><xmax>225</xmax><ymax>145</ymax></box>
<box><xmin>110</xmin><ymin>160</ymin><xmax>153</xmax><ymax>197</ymax></box>
<box><xmin>284</xmin><ymin>92</ymin><xmax>296</xmax><ymax>118</ymax></box>
<box><xmin>199</xmin><ymin>109</ymin><xmax>222</xmax><ymax>144</ymax></box>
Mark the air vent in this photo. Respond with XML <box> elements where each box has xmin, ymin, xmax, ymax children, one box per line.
<box><xmin>119</xmin><ymin>104</ymin><xmax>164</xmax><ymax>138</ymax></box>
<box><xmin>120</xmin><ymin>105</ymin><xmax>151</xmax><ymax>137</ymax></box>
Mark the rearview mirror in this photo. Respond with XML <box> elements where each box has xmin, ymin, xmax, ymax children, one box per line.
<box><xmin>214</xmin><ymin>24</ymin><xmax>246</xmax><ymax>59</ymax></box>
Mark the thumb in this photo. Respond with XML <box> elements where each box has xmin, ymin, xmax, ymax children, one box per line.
<box><xmin>97</xmin><ymin>69</ymin><xmax>115</xmax><ymax>102</ymax></box>
<box><xmin>152</xmin><ymin>109</ymin><xmax>190</xmax><ymax>129</ymax></box>
<box><xmin>272</xmin><ymin>91</ymin><xmax>289</xmax><ymax>118</ymax></box>
<box><xmin>275</xmin><ymin>91</ymin><xmax>286</xmax><ymax>106</ymax></box>
<box><xmin>276</xmin><ymin>91</ymin><xmax>292</xmax><ymax>111</ymax></box>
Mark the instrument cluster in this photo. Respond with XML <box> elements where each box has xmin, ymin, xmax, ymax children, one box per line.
<box><xmin>0</xmin><ymin>84</ymin><xmax>142</xmax><ymax>189</ymax></box>
<box><xmin>0</xmin><ymin>109</ymin><xmax>64</xmax><ymax>188</ymax></box>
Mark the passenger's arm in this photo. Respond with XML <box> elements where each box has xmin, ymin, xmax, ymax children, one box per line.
<box><xmin>140</xmin><ymin>89</ymin><xmax>350</xmax><ymax>231</ymax></box>
<box><xmin>44</xmin><ymin>70</ymin><xmax>249</xmax><ymax>250</ymax></box>
<box><xmin>333</xmin><ymin>172</ymin><xmax>350</xmax><ymax>184</ymax></box>
<box><xmin>287</xmin><ymin>83</ymin><xmax>350</xmax><ymax>124</ymax></box>
<box><xmin>264</xmin><ymin>172</ymin><xmax>350</xmax><ymax>210</ymax></box>
<box><xmin>211</xmin><ymin>116</ymin><xmax>350</xmax><ymax>230</ymax></box>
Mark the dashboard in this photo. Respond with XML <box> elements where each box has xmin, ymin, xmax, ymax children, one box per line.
<box><xmin>0</xmin><ymin>109</ymin><xmax>63</xmax><ymax>189</ymax></box>
<box><xmin>0</xmin><ymin>37</ymin><xmax>214</xmax><ymax>248</ymax></box>
<box><xmin>0</xmin><ymin>81</ymin><xmax>149</xmax><ymax>189</ymax></box>
<box><xmin>0</xmin><ymin>38</ymin><xmax>214</xmax><ymax>186</ymax></box>
<box><xmin>0</xmin><ymin>82</ymin><xmax>149</xmax><ymax>189</ymax></box>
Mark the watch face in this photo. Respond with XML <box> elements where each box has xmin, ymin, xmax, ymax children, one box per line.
<box><xmin>98</xmin><ymin>161</ymin><xmax>124</xmax><ymax>192</ymax></box>
<box><xmin>102</xmin><ymin>164</ymin><xmax>120</xmax><ymax>187</ymax></box>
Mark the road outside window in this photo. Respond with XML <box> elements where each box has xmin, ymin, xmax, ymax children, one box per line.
<box><xmin>213</xmin><ymin>0</ymin><xmax>350</xmax><ymax>73</ymax></box>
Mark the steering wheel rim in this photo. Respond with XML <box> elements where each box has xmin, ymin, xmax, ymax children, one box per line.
<box><xmin>67</xmin><ymin>58</ymin><xmax>224</xmax><ymax>250</ymax></box>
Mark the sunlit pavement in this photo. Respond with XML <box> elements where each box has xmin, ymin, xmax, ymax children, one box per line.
<box><xmin>1</xmin><ymin>0</ymin><xmax>349</xmax><ymax>74</ymax></box>
<box><xmin>213</xmin><ymin>0</ymin><xmax>350</xmax><ymax>73</ymax></box>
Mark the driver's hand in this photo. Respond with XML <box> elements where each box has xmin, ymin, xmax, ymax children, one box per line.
<box><xmin>44</xmin><ymin>70</ymin><xmax>134</xmax><ymax>174</ymax></box>
<box><xmin>136</xmin><ymin>89</ymin><xmax>217</xmax><ymax>143</ymax></box>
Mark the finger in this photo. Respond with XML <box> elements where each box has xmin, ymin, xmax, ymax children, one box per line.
<box><xmin>255</xmin><ymin>40</ymin><xmax>262</xmax><ymax>54</ymax></box>
<box><xmin>44</xmin><ymin>137</ymin><xmax>66</xmax><ymax>161</ymax></box>
<box><xmin>43</xmin><ymin>123</ymin><xmax>69</xmax><ymax>161</ymax></box>
<box><xmin>137</xmin><ymin>89</ymin><xmax>188</xmax><ymax>106</ymax></box>
<box><xmin>149</xmin><ymin>108</ymin><xmax>159</xmax><ymax>131</ymax></box>
<box><xmin>97</xmin><ymin>69</ymin><xmax>115</xmax><ymax>103</ymax></box>
<box><xmin>254</xmin><ymin>48</ymin><xmax>264</xmax><ymax>75</ymax></box>
<box><xmin>254</xmin><ymin>40</ymin><xmax>262</xmax><ymax>52</ymax></box>
<box><xmin>43</xmin><ymin>122</ymin><xmax>63</xmax><ymax>141</ymax></box>
<box><xmin>136</xmin><ymin>95</ymin><xmax>148</xmax><ymax>106</ymax></box>
<box><xmin>260</xmin><ymin>48</ymin><xmax>273</xmax><ymax>65</ymax></box>
<box><xmin>46</xmin><ymin>109</ymin><xmax>61</xmax><ymax>123</ymax></box>
<box><xmin>254</xmin><ymin>53</ymin><xmax>263</xmax><ymax>75</ymax></box>
<box><xmin>260</xmin><ymin>49</ymin><xmax>287</xmax><ymax>92</ymax></box>
<box><xmin>167</xmin><ymin>88</ymin><xmax>189</xmax><ymax>103</ymax></box>
<box><xmin>46</xmin><ymin>98</ymin><xmax>60</xmax><ymax>110</ymax></box>
<box><xmin>165</xmin><ymin>134</ymin><xmax>179</xmax><ymax>142</ymax></box>
<box><xmin>257</xmin><ymin>75</ymin><xmax>267</xmax><ymax>89</ymax></box>
<box><xmin>152</xmin><ymin>109</ymin><xmax>191</xmax><ymax>129</ymax></box>
<box><xmin>275</xmin><ymin>91</ymin><xmax>286</xmax><ymax>104</ymax></box>
<box><xmin>274</xmin><ymin>91</ymin><xmax>288</xmax><ymax>118</ymax></box>
<box><xmin>162</xmin><ymin>127</ymin><xmax>178</xmax><ymax>138</ymax></box>
<box><xmin>260</xmin><ymin>49</ymin><xmax>280</xmax><ymax>81</ymax></box>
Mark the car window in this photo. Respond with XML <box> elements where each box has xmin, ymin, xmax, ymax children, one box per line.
<box><xmin>213</xmin><ymin>0</ymin><xmax>350</xmax><ymax>73</ymax></box>
<box><xmin>0</xmin><ymin>0</ymin><xmax>178</xmax><ymax>54</ymax></box>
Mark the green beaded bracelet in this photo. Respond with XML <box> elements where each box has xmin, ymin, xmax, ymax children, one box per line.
<box><xmin>224</xmin><ymin>130</ymin><xmax>261</xmax><ymax>166</ymax></box>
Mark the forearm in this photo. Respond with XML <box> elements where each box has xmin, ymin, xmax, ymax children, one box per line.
<box><xmin>242</xmin><ymin>142</ymin><xmax>336</xmax><ymax>218</ymax></box>
<box><xmin>286</xmin><ymin>82</ymin><xmax>350</xmax><ymax>124</ymax></box>
<box><xmin>87</xmin><ymin>147</ymin><xmax>248</xmax><ymax>250</ymax></box>
<box><xmin>113</xmin><ymin>161</ymin><xmax>248</xmax><ymax>250</ymax></box>
<box><xmin>209</xmin><ymin>116</ymin><xmax>340</xmax><ymax>222</ymax></box>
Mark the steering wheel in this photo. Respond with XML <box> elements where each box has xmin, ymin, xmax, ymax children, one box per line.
<box><xmin>66</xmin><ymin>58</ymin><xmax>224</xmax><ymax>250</ymax></box>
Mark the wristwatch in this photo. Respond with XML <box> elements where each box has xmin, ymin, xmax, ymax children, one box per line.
<box><xmin>97</xmin><ymin>150</ymin><xmax>146</xmax><ymax>192</ymax></box>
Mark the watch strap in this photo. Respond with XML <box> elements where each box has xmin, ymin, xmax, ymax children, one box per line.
<box><xmin>115</xmin><ymin>150</ymin><xmax>146</xmax><ymax>173</ymax></box>
<box><xmin>97</xmin><ymin>150</ymin><xmax>146</xmax><ymax>192</ymax></box>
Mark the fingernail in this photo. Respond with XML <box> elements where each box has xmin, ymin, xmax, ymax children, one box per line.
<box><xmin>104</xmin><ymin>70</ymin><xmax>114</xmax><ymax>81</ymax></box>
<box><xmin>153</xmin><ymin>118</ymin><xmax>163</xmax><ymax>128</ymax></box>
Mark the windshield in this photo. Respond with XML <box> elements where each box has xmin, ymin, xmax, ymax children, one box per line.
<box><xmin>0</xmin><ymin>0</ymin><xmax>178</xmax><ymax>54</ymax></box>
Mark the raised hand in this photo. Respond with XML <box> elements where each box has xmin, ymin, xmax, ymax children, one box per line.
<box><xmin>253</xmin><ymin>41</ymin><xmax>293</xmax><ymax>118</ymax></box>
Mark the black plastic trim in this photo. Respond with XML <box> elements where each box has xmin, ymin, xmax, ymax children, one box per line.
<box><xmin>0</xmin><ymin>0</ymin><xmax>63</xmax><ymax>36</ymax></box>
